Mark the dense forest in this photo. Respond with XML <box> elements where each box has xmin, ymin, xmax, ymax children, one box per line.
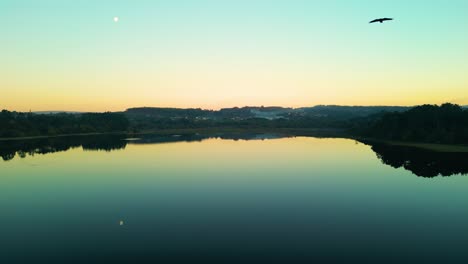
<box><xmin>355</xmin><ymin>103</ymin><xmax>468</xmax><ymax>144</ymax></box>
<box><xmin>0</xmin><ymin>111</ymin><xmax>129</xmax><ymax>138</ymax></box>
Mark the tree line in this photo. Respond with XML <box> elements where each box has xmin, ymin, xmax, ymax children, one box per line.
<box><xmin>354</xmin><ymin>103</ymin><xmax>468</xmax><ymax>144</ymax></box>
<box><xmin>1</xmin><ymin>103</ymin><xmax>467</xmax><ymax>144</ymax></box>
<box><xmin>0</xmin><ymin>111</ymin><xmax>129</xmax><ymax>138</ymax></box>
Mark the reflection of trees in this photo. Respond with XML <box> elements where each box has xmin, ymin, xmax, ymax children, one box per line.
<box><xmin>364</xmin><ymin>141</ymin><xmax>468</xmax><ymax>178</ymax></box>
<box><xmin>0</xmin><ymin>135</ymin><xmax>127</xmax><ymax>161</ymax></box>
<box><xmin>0</xmin><ymin>133</ymin><xmax>288</xmax><ymax>161</ymax></box>
<box><xmin>81</xmin><ymin>136</ymin><xmax>128</xmax><ymax>152</ymax></box>
<box><xmin>129</xmin><ymin>133</ymin><xmax>286</xmax><ymax>145</ymax></box>
<box><xmin>5</xmin><ymin>135</ymin><xmax>466</xmax><ymax>178</ymax></box>
<box><xmin>130</xmin><ymin>135</ymin><xmax>205</xmax><ymax>145</ymax></box>
<box><xmin>0</xmin><ymin>133</ymin><xmax>290</xmax><ymax>161</ymax></box>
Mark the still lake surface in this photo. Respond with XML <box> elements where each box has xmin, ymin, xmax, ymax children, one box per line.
<box><xmin>1</xmin><ymin>135</ymin><xmax>468</xmax><ymax>263</ymax></box>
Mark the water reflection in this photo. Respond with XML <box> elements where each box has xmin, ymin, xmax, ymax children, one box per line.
<box><xmin>0</xmin><ymin>133</ymin><xmax>284</xmax><ymax>162</ymax></box>
<box><xmin>363</xmin><ymin>141</ymin><xmax>468</xmax><ymax>178</ymax></box>
<box><xmin>2</xmin><ymin>134</ymin><xmax>468</xmax><ymax>178</ymax></box>
<box><xmin>131</xmin><ymin>133</ymin><xmax>283</xmax><ymax>145</ymax></box>
<box><xmin>0</xmin><ymin>135</ymin><xmax>128</xmax><ymax>161</ymax></box>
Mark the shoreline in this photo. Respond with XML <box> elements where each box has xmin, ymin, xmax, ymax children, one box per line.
<box><xmin>2</xmin><ymin>129</ymin><xmax>468</xmax><ymax>153</ymax></box>
<box><xmin>0</xmin><ymin>127</ymin><xmax>348</xmax><ymax>142</ymax></box>
<box><xmin>0</xmin><ymin>132</ymin><xmax>127</xmax><ymax>141</ymax></box>
<box><xmin>357</xmin><ymin>138</ymin><xmax>468</xmax><ymax>153</ymax></box>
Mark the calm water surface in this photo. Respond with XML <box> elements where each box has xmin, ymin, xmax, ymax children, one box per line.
<box><xmin>1</xmin><ymin>136</ymin><xmax>468</xmax><ymax>263</ymax></box>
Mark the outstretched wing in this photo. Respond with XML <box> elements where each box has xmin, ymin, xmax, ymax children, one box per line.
<box><xmin>369</xmin><ymin>18</ymin><xmax>394</xmax><ymax>23</ymax></box>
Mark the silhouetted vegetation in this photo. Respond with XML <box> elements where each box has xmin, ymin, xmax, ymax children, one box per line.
<box><xmin>361</xmin><ymin>140</ymin><xmax>468</xmax><ymax>177</ymax></box>
<box><xmin>355</xmin><ymin>103</ymin><xmax>468</xmax><ymax>144</ymax></box>
<box><xmin>0</xmin><ymin>111</ymin><xmax>129</xmax><ymax>138</ymax></box>
<box><xmin>2</xmin><ymin>104</ymin><xmax>467</xmax><ymax>146</ymax></box>
<box><xmin>0</xmin><ymin>135</ymin><xmax>128</xmax><ymax>161</ymax></box>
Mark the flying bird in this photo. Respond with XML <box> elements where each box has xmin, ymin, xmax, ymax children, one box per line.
<box><xmin>369</xmin><ymin>18</ymin><xmax>393</xmax><ymax>24</ymax></box>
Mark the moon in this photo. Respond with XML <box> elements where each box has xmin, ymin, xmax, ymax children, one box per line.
<box><xmin>113</xmin><ymin>17</ymin><xmax>119</xmax><ymax>23</ymax></box>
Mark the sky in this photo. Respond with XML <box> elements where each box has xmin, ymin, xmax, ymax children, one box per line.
<box><xmin>1</xmin><ymin>0</ymin><xmax>468</xmax><ymax>111</ymax></box>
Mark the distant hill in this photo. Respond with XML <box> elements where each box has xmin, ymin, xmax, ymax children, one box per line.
<box><xmin>123</xmin><ymin>105</ymin><xmax>413</xmax><ymax>132</ymax></box>
<box><xmin>126</xmin><ymin>107</ymin><xmax>209</xmax><ymax>118</ymax></box>
<box><xmin>125</xmin><ymin>105</ymin><xmax>410</xmax><ymax>121</ymax></box>
<box><xmin>33</xmin><ymin>111</ymin><xmax>84</xmax><ymax>115</ymax></box>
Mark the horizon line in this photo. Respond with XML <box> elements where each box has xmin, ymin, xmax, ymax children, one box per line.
<box><xmin>6</xmin><ymin>102</ymin><xmax>467</xmax><ymax>114</ymax></box>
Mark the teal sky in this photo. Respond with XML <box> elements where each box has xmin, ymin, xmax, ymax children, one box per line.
<box><xmin>1</xmin><ymin>0</ymin><xmax>467</xmax><ymax>111</ymax></box>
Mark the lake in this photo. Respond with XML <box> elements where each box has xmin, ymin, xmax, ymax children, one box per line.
<box><xmin>1</xmin><ymin>135</ymin><xmax>468</xmax><ymax>263</ymax></box>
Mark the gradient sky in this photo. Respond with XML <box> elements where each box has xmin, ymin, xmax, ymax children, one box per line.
<box><xmin>1</xmin><ymin>0</ymin><xmax>467</xmax><ymax>111</ymax></box>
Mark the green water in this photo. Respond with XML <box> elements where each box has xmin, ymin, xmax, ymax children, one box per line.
<box><xmin>1</xmin><ymin>136</ymin><xmax>468</xmax><ymax>263</ymax></box>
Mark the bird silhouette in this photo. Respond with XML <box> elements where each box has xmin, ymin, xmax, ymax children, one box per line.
<box><xmin>369</xmin><ymin>18</ymin><xmax>393</xmax><ymax>24</ymax></box>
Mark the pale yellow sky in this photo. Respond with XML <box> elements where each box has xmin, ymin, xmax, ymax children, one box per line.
<box><xmin>1</xmin><ymin>1</ymin><xmax>467</xmax><ymax>112</ymax></box>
